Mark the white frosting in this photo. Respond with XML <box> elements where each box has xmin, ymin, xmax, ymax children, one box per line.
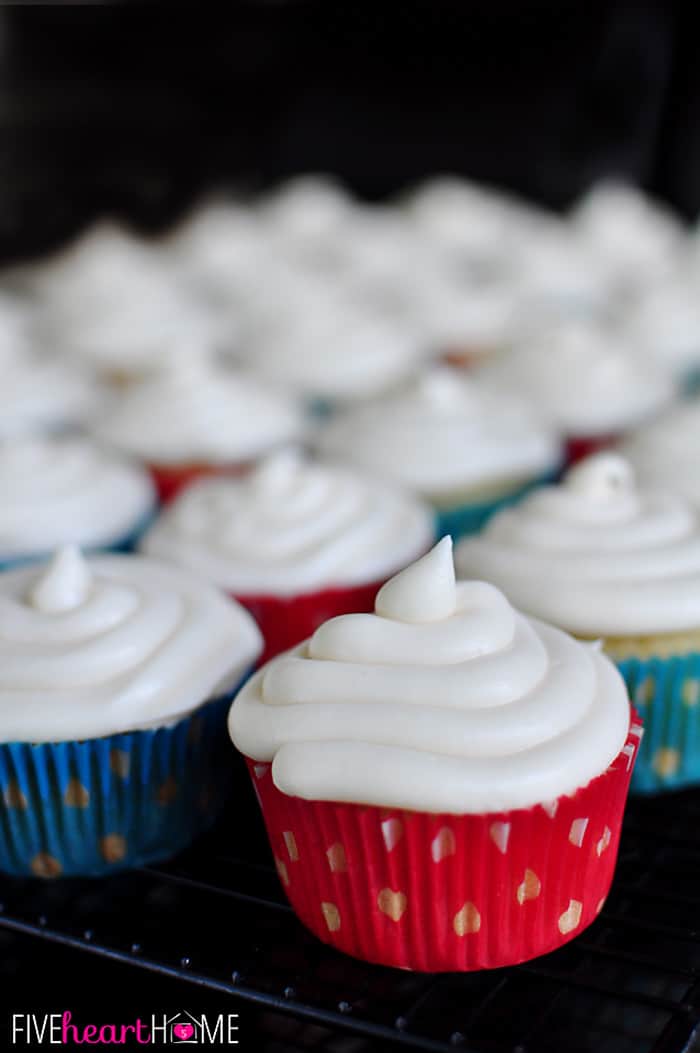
<box><xmin>0</xmin><ymin>436</ymin><xmax>155</xmax><ymax>557</ymax></box>
<box><xmin>316</xmin><ymin>369</ymin><xmax>561</xmax><ymax>499</ymax></box>
<box><xmin>0</xmin><ymin>547</ymin><xmax>262</xmax><ymax>742</ymax></box>
<box><xmin>456</xmin><ymin>452</ymin><xmax>700</xmax><ymax>635</ymax></box>
<box><xmin>259</xmin><ymin>176</ymin><xmax>352</xmax><ymax>251</ymax></box>
<box><xmin>621</xmin><ymin>276</ymin><xmax>700</xmax><ymax>375</ymax></box>
<box><xmin>480</xmin><ymin>318</ymin><xmax>675</xmax><ymax>436</ymax></box>
<box><xmin>229</xmin><ymin>538</ymin><xmax>630</xmax><ymax>812</ymax></box>
<box><xmin>140</xmin><ymin>450</ymin><xmax>434</xmax><ymax>594</ymax></box>
<box><xmin>0</xmin><ymin>356</ymin><xmax>100</xmax><ymax>440</ymax></box>
<box><xmin>93</xmin><ymin>358</ymin><xmax>306</xmax><ymax>464</ymax></box>
<box><xmin>513</xmin><ymin>224</ymin><xmax>613</xmax><ymax>313</ymax></box>
<box><xmin>621</xmin><ymin>403</ymin><xmax>700</xmax><ymax>508</ymax></box>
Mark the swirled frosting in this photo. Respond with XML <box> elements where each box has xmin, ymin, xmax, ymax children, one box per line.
<box><xmin>229</xmin><ymin>538</ymin><xmax>629</xmax><ymax>812</ymax></box>
<box><xmin>456</xmin><ymin>452</ymin><xmax>700</xmax><ymax>635</ymax></box>
<box><xmin>480</xmin><ymin>318</ymin><xmax>675</xmax><ymax>436</ymax></box>
<box><xmin>0</xmin><ymin>356</ymin><xmax>100</xmax><ymax>440</ymax></box>
<box><xmin>93</xmin><ymin>357</ymin><xmax>306</xmax><ymax>464</ymax></box>
<box><xmin>621</xmin><ymin>276</ymin><xmax>700</xmax><ymax>375</ymax></box>
<box><xmin>316</xmin><ymin>369</ymin><xmax>561</xmax><ymax>500</ymax></box>
<box><xmin>621</xmin><ymin>403</ymin><xmax>700</xmax><ymax>508</ymax></box>
<box><xmin>141</xmin><ymin>450</ymin><xmax>434</xmax><ymax>594</ymax></box>
<box><xmin>0</xmin><ymin>436</ymin><xmax>156</xmax><ymax>557</ymax></box>
<box><xmin>0</xmin><ymin>546</ymin><xmax>262</xmax><ymax>742</ymax></box>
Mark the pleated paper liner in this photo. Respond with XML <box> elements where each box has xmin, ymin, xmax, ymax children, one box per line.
<box><xmin>0</xmin><ymin>687</ymin><xmax>242</xmax><ymax>879</ymax></box>
<box><xmin>245</xmin><ymin>714</ymin><xmax>640</xmax><ymax>972</ymax></box>
<box><xmin>618</xmin><ymin>651</ymin><xmax>700</xmax><ymax>793</ymax></box>
<box><xmin>147</xmin><ymin>460</ymin><xmax>251</xmax><ymax>504</ymax></box>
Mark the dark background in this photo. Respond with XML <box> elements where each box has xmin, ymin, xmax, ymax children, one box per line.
<box><xmin>2</xmin><ymin>1</ymin><xmax>700</xmax><ymax>263</ymax></box>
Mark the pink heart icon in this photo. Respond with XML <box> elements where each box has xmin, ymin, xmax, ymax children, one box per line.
<box><xmin>173</xmin><ymin>1024</ymin><xmax>194</xmax><ymax>1040</ymax></box>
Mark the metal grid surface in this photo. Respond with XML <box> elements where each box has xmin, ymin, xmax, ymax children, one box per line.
<box><xmin>1</xmin><ymin>762</ymin><xmax>700</xmax><ymax>1053</ymax></box>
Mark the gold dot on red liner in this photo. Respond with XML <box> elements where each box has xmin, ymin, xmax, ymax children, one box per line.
<box><xmin>321</xmin><ymin>902</ymin><xmax>341</xmax><ymax>932</ymax></box>
<box><xmin>275</xmin><ymin>858</ymin><xmax>290</xmax><ymax>887</ymax></box>
<box><xmin>652</xmin><ymin>747</ymin><xmax>681</xmax><ymax>778</ymax></box>
<box><xmin>109</xmin><ymin>749</ymin><xmax>130</xmax><ymax>779</ymax></box>
<box><xmin>3</xmin><ymin>780</ymin><xmax>27</xmax><ymax>809</ymax></box>
<box><xmin>377</xmin><ymin>888</ymin><xmax>408</xmax><ymax>922</ymax></box>
<box><xmin>516</xmin><ymin>869</ymin><xmax>541</xmax><ymax>904</ymax></box>
<box><xmin>431</xmin><ymin>827</ymin><xmax>456</xmax><ymax>863</ymax></box>
<box><xmin>558</xmin><ymin>899</ymin><xmax>583</xmax><ymax>935</ymax></box>
<box><xmin>489</xmin><ymin>821</ymin><xmax>510</xmax><ymax>854</ymax></box>
<box><xmin>596</xmin><ymin>897</ymin><xmax>606</xmax><ymax>915</ymax></box>
<box><xmin>283</xmin><ymin>831</ymin><xmax>299</xmax><ymax>861</ymax></box>
<box><xmin>596</xmin><ymin>826</ymin><xmax>612</xmax><ymax>857</ymax></box>
<box><xmin>100</xmin><ymin>834</ymin><xmax>127</xmax><ymax>864</ymax></box>
<box><xmin>30</xmin><ymin>853</ymin><xmax>62</xmax><ymax>879</ymax></box>
<box><xmin>63</xmin><ymin>779</ymin><xmax>90</xmax><ymax>808</ymax></box>
<box><xmin>156</xmin><ymin>776</ymin><xmax>178</xmax><ymax>805</ymax></box>
<box><xmin>381</xmin><ymin>818</ymin><xmax>404</xmax><ymax>852</ymax></box>
<box><xmin>568</xmin><ymin>818</ymin><xmax>589</xmax><ymax>847</ymax></box>
<box><xmin>326</xmin><ymin>843</ymin><xmax>347</xmax><ymax>873</ymax></box>
<box><xmin>453</xmin><ymin>902</ymin><xmax>481</xmax><ymax>936</ymax></box>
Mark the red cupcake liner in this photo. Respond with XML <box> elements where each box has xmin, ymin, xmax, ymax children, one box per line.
<box><xmin>148</xmin><ymin>460</ymin><xmax>252</xmax><ymax>504</ymax></box>
<box><xmin>245</xmin><ymin>711</ymin><xmax>640</xmax><ymax>971</ymax></box>
<box><xmin>564</xmin><ymin>434</ymin><xmax>620</xmax><ymax>466</ymax></box>
<box><xmin>235</xmin><ymin>580</ymin><xmax>386</xmax><ymax>665</ymax></box>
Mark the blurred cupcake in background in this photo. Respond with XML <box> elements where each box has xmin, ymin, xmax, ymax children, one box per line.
<box><xmin>258</xmin><ymin>174</ymin><xmax>354</xmax><ymax>268</ymax></box>
<box><xmin>141</xmin><ymin>449</ymin><xmax>434</xmax><ymax>663</ymax></box>
<box><xmin>0</xmin><ymin>351</ymin><xmax>101</xmax><ymax>440</ymax></box>
<box><xmin>618</xmin><ymin>273</ymin><xmax>700</xmax><ymax>396</ymax></box>
<box><xmin>92</xmin><ymin>354</ymin><xmax>307</xmax><ymax>502</ymax></box>
<box><xmin>0</xmin><ymin>435</ymin><xmax>156</xmax><ymax>568</ymax></box>
<box><xmin>0</xmin><ymin>546</ymin><xmax>261</xmax><ymax>877</ymax></box>
<box><xmin>621</xmin><ymin>401</ymin><xmax>700</xmax><ymax>508</ymax></box>
<box><xmin>456</xmin><ymin>452</ymin><xmax>700</xmax><ymax>793</ymax></box>
<box><xmin>229</xmin><ymin>538</ymin><xmax>636</xmax><ymax>970</ymax></box>
<box><xmin>479</xmin><ymin>317</ymin><xmax>675</xmax><ymax>464</ymax></box>
<box><xmin>316</xmin><ymin>368</ymin><xmax>562</xmax><ymax>540</ymax></box>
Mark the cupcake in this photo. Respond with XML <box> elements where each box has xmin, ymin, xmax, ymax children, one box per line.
<box><xmin>455</xmin><ymin>453</ymin><xmax>700</xmax><ymax>793</ymax></box>
<box><xmin>479</xmin><ymin>318</ymin><xmax>676</xmax><ymax>464</ymax></box>
<box><xmin>0</xmin><ymin>545</ymin><xmax>261</xmax><ymax>877</ymax></box>
<box><xmin>258</xmin><ymin>175</ymin><xmax>353</xmax><ymax>267</ymax></box>
<box><xmin>0</xmin><ymin>352</ymin><xmax>100</xmax><ymax>441</ymax></box>
<box><xmin>621</xmin><ymin>402</ymin><xmax>700</xmax><ymax>508</ymax></box>
<box><xmin>229</xmin><ymin>538</ymin><xmax>636</xmax><ymax>971</ymax></box>
<box><xmin>316</xmin><ymin>369</ymin><xmax>562</xmax><ymax>540</ymax></box>
<box><xmin>92</xmin><ymin>356</ymin><xmax>307</xmax><ymax>502</ymax></box>
<box><xmin>140</xmin><ymin>450</ymin><xmax>434</xmax><ymax>663</ymax></box>
<box><xmin>619</xmin><ymin>274</ymin><xmax>700</xmax><ymax>395</ymax></box>
<box><xmin>0</xmin><ymin>435</ymin><xmax>156</xmax><ymax>567</ymax></box>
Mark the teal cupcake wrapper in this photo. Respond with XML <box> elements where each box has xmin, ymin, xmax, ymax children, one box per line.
<box><xmin>0</xmin><ymin>505</ymin><xmax>157</xmax><ymax>571</ymax></box>
<box><xmin>434</xmin><ymin>467</ymin><xmax>561</xmax><ymax>541</ymax></box>
<box><xmin>616</xmin><ymin>651</ymin><xmax>700</xmax><ymax>793</ymax></box>
<box><xmin>0</xmin><ymin>685</ymin><xmax>240</xmax><ymax>878</ymax></box>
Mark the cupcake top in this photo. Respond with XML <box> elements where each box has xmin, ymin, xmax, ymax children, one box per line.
<box><xmin>93</xmin><ymin>357</ymin><xmax>306</xmax><ymax>465</ymax></box>
<box><xmin>455</xmin><ymin>452</ymin><xmax>700</xmax><ymax>636</ymax></box>
<box><xmin>0</xmin><ymin>546</ymin><xmax>262</xmax><ymax>742</ymax></box>
<box><xmin>621</xmin><ymin>403</ymin><xmax>700</xmax><ymax>507</ymax></box>
<box><xmin>0</xmin><ymin>436</ymin><xmax>155</xmax><ymax>558</ymax></box>
<box><xmin>316</xmin><ymin>369</ymin><xmax>561</xmax><ymax>500</ymax></box>
<box><xmin>140</xmin><ymin>450</ymin><xmax>434</xmax><ymax>595</ymax></box>
<box><xmin>229</xmin><ymin>538</ymin><xmax>630</xmax><ymax>812</ymax></box>
<box><xmin>259</xmin><ymin>175</ymin><xmax>352</xmax><ymax>255</ymax></box>
<box><xmin>0</xmin><ymin>355</ymin><xmax>100</xmax><ymax>440</ymax></box>
<box><xmin>620</xmin><ymin>276</ymin><xmax>700</xmax><ymax>377</ymax></box>
<box><xmin>481</xmin><ymin>319</ymin><xmax>675</xmax><ymax>437</ymax></box>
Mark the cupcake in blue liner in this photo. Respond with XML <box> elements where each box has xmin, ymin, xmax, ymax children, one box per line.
<box><xmin>316</xmin><ymin>368</ymin><xmax>562</xmax><ymax>541</ymax></box>
<box><xmin>0</xmin><ymin>435</ymin><xmax>157</xmax><ymax>569</ymax></box>
<box><xmin>0</xmin><ymin>546</ymin><xmax>261</xmax><ymax>876</ymax></box>
<box><xmin>455</xmin><ymin>452</ymin><xmax>700</xmax><ymax>793</ymax></box>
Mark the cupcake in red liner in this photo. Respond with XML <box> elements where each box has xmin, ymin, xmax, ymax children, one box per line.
<box><xmin>92</xmin><ymin>355</ymin><xmax>307</xmax><ymax>503</ymax></box>
<box><xmin>141</xmin><ymin>450</ymin><xmax>435</xmax><ymax>664</ymax></box>
<box><xmin>477</xmin><ymin>317</ymin><xmax>675</xmax><ymax>469</ymax></box>
<box><xmin>229</xmin><ymin>538</ymin><xmax>638</xmax><ymax>971</ymax></box>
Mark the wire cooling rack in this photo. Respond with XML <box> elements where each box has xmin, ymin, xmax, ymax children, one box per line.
<box><xmin>1</xmin><ymin>758</ymin><xmax>700</xmax><ymax>1053</ymax></box>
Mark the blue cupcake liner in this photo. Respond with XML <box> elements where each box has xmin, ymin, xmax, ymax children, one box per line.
<box><xmin>434</xmin><ymin>468</ymin><xmax>561</xmax><ymax>541</ymax></box>
<box><xmin>0</xmin><ymin>683</ymin><xmax>241</xmax><ymax>878</ymax></box>
<box><xmin>0</xmin><ymin>505</ymin><xmax>157</xmax><ymax>571</ymax></box>
<box><xmin>616</xmin><ymin>650</ymin><xmax>700</xmax><ymax>793</ymax></box>
<box><xmin>680</xmin><ymin>364</ymin><xmax>700</xmax><ymax>398</ymax></box>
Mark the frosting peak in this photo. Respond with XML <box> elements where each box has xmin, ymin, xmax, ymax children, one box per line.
<box><xmin>29</xmin><ymin>546</ymin><xmax>92</xmax><ymax>614</ymax></box>
<box><xmin>565</xmin><ymin>453</ymin><xmax>636</xmax><ymax>501</ymax></box>
<box><xmin>376</xmin><ymin>537</ymin><xmax>456</xmax><ymax>623</ymax></box>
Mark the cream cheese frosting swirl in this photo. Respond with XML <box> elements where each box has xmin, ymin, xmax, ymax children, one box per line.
<box><xmin>94</xmin><ymin>357</ymin><xmax>306</xmax><ymax>464</ymax></box>
<box><xmin>456</xmin><ymin>453</ymin><xmax>700</xmax><ymax>636</ymax></box>
<box><xmin>0</xmin><ymin>436</ymin><xmax>156</xmax><ymax>557</ymax></box>
<box><xmin>0</xmin><ymin>546</ymin><xmax>262</xmax><ymax>742</ymax></box>
<box><xmin>141</xmin><ymin>450</ymin><xmax>434</xmax><ymax>594</ymax></box>
<box><xmin>229</xmin><ymin>538</ymin><xmax>630</xmax><ymax>812</ymax></box>
<box><xmin>620</xmin><ymin>403</ymin><xmax>700</xmax><ymax>509</ymax></box>
<box><xmin>316</xmin><ymin>369</ymin><xmax>561</xmax><ymax>500</ymax></box>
